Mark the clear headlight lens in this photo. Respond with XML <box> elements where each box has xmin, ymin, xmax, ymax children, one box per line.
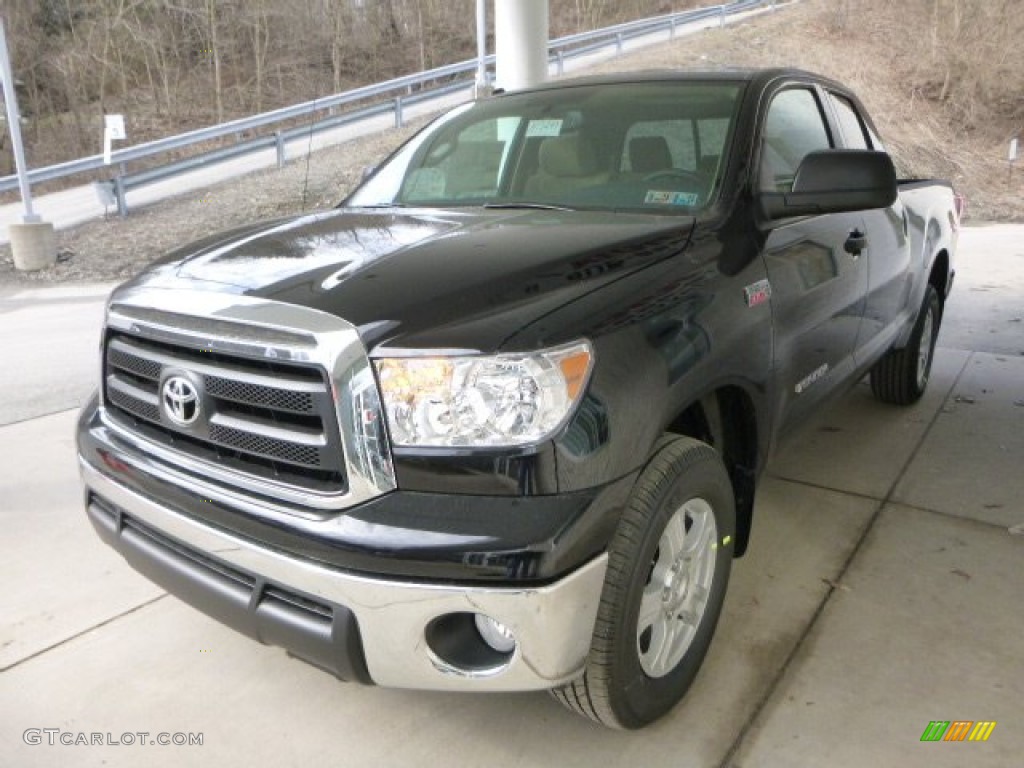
<box><xmin>374</xmin><ymin>341</ymin><xmax>592</xmax><ymax>447</ymax></box>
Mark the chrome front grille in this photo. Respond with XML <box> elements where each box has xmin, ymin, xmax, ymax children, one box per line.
<box><xmin>103</xmin><ymin>331</ymin><xmax>345</xmax><ymax>493</ymax></box>
<box><xmin>97</xmin><ymin>288</ymin><xmax>396</xmax><ymax>514</ymax></box>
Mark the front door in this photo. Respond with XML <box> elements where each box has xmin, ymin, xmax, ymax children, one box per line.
<box><xmin>757</xmin><ymin>85</ymin><xmax>868</xmax><ymax>431</ymax></box>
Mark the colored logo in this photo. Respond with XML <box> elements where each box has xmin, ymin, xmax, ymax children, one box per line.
<box><xmin>743</xmin><ymin>279</ymin><xmax>771</xmax><ymax>308</ymax></box>
<box><xmin>920</xmin><ymin>720</ymin><xmax>996</xmax><ymax>742</ymax></box>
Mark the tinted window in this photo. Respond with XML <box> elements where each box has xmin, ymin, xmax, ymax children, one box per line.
<box><xmin>830</xmin><ymin>93</ymin><xmax>870</xmax><ymax>150</ymax></box>
<box><xmin>759</xmin><ymin>88</ymin><xmax>832</xmax><ymax>192</ymax></box>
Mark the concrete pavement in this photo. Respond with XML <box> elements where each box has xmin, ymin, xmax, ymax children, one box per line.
<box><xmin>0</xmin><ymin>282</ymin><xmax>114</xmax><ymax>426</ymax></box>
<box><xmin>0</xmin><ymin>224</ymin><xmax>1021</xmax><ymax>766</ymax></box>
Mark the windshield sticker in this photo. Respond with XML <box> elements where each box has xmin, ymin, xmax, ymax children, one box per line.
<box><xmin>526</xmin><ymin>119</ymin><xmax>563</xmax><ymax>137</ymax></box>
<box><xmin>644</xmin><ymin>190</ymin><xmax>699</xmax><ymax>206</ymax></box>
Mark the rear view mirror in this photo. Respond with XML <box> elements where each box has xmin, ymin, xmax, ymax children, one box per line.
<box><xmin>762</xmin><ymin>149</ymin><xmax>897</xmax><ymax>219</ymax></box>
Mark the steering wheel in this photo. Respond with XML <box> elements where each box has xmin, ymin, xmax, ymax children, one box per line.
<box><xmin>642</xmin><ymin>169</ymin><xmax>705</xmax><ymax>186</ymax></box>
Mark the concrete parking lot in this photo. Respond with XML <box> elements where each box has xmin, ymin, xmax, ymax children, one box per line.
<box><xmin>1</xmin><ymin>225</ymin><xmax>1022</xmax><ymax>767</ymax></box>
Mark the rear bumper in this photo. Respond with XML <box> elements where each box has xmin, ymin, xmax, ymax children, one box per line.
<box><xmin>81</xmin><ymin>459</ymin><xmax>608</xmax><ymax>691</ymax></box>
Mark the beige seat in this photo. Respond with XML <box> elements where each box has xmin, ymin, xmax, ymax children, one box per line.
<box><xmin>525</xmin><ymin>135</ymin><xmax>608</xmax><ymax>199</ymax></box>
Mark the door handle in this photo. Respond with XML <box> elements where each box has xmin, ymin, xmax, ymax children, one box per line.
<box><xmin>844</xmin><ymin>229</ymin><xmax>867</xmax><ymax>256</ymax></box>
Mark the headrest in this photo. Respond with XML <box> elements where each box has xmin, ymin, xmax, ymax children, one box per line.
<box><xmin>629</xmin><ymin>136</ymin><xmax>672</xmax><ymax>173</ymax></box>
<box><xmin>538</xmin><ymin>135</ymin><xmax>598</xmax><ymax>177</ymax></box>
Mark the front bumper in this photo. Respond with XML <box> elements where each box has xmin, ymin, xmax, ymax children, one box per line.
<box><xmin>81</xmin><ymin>459</ymin><xmax>608</xmax><ymax>691</ymax></box>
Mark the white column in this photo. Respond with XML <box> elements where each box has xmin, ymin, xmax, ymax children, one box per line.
<box><xmin>494</xmin><ymin>0</ymin><xmax>549</xmax><ymax>92</ymax></box>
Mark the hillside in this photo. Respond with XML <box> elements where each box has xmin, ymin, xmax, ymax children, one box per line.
<box><xmin>1</xmin><ymin>0</ymin><xmax>1021</xmax><ymax>284</ymax></box>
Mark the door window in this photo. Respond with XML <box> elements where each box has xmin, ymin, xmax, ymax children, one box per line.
<box><xmin>829</xmin><ymin>93</ymin><xmax>871</xmax><ymax>150</ymax></box>
<box><xmin>759</xmin><ymin>88</ymin><xmax>832</xmax><ymax>192</ymax></box>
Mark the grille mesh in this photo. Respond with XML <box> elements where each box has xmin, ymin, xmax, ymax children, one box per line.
<box><xmin>108</xmin><ymin>347</ymin><xmax>162</xmax><ymax>381</ymax></box>
<box><xmin>208</xmin><ymin>424</ymin><xmax>320</xmax><ymax>466</ymax></box>
<box><xmin>205</xmin><ymin>376</ymin><xmax>315</xmax><ymax>413</ymax></box>
<box><xmin>107</xmin><ymin>386</ymin><xmax>160</xmax><ymax>422</ymax></box>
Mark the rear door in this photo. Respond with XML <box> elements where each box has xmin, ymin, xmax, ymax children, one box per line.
<box><xmin>759</xmin><ymin>85</ymin><xmax>869</xmax><ymax>430</ymax></box>
<box><xmin>824</xmin><ymin>90</ymin><xmax>912</xmax><ymax>364</ymax></box>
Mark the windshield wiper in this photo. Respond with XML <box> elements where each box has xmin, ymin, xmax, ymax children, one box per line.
<box><xmin>482</xmin><ymin>201</ymin><xmax>576</xmax><ymax>212</ymax></box>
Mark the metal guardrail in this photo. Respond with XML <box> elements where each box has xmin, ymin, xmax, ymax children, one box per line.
<box><xmin>1</xmin><ymin>0</ymin><xmax>773</xmax><ymax>215</ymax></box>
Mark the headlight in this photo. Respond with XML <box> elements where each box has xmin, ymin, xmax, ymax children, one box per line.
<box><xmin>374</xmin><ymin>341</ymin><xmax>593</xmax><ymax>447</ymax></box>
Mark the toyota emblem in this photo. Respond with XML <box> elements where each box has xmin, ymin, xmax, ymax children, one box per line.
<box><xmin>162</xmin><ymin>376</ymin><xmax>200</xmax><ymax>426</ymax></box>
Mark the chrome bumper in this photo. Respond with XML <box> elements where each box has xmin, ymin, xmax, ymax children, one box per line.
<box><xmin>80</xmin><ymin>459</ymin><xmax>607</xmax><ymax>692</ymax></box>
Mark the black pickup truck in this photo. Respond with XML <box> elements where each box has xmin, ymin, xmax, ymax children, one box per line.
<box><xmin>77</xmin><ymin>69</ymin><xmax>958</xmax><ymax>729</ymax></box>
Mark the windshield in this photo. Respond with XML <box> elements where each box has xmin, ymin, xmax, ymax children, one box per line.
<box><xmin>348</xmin><ymin>80</ymin><xmax>744</xmax><ymax>214</ymax></box>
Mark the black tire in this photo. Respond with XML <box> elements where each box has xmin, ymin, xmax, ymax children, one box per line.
<box><xmin>870</xmin><ymin>284</ymin><xmax>941</xmax><ymax>405</ymax></box>
<box><xmin>551</xmin><ymin>436</ymin><xmax>735</xmax><ymax>729</ymax></box>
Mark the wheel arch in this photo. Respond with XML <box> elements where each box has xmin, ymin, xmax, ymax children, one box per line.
<box><xmin>929</xmin><ymin>248</ymin><xmax>951</xmax><ymax>307</ymax></box>
<box><xmin>664</xmin><ymin>385</ymin><xmax>760</xmax><ymax>557</ymax></box>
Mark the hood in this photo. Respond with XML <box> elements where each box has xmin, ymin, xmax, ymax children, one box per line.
<box><xmin>129</xmin><ymin>207</ymin><xmax>695</xmax><ymax>353</ymax></box>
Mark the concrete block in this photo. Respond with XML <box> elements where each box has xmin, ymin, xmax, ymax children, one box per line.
<box><xmin>8</xmin><ymin>220</ymin><xmax>57</xmax><ymax>271</ymax></box>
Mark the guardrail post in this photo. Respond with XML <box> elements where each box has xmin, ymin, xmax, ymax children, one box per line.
<box><xmin>394</xmin><ymin>96</ymin><xmax>404</xmax><ymax>128</ymax></box>
<box><xmin>616</xmin><ymin>32</ymin><xmax>623</xmax><ymax>55</ymax></box>
<box><xmin>670</xmin><ymin>16</ymin><xmax>677</xmax><ymax>38</ymax></box>
<box><xmin>557</xmin><ymin>49</ymin><xmax>564</xmax><ymax>75</ymax></box>
<box><xmin>275</xmin><ymin>131</ymin><xmax>285</xmax><ymax>168</ymax></box>
<box><xmin>720</xmin><ymin>6</ymin><xmax>726</xmax><ymax>27</ymax></box>
<box><xmin>114</xmin><ymin>174</ymin><xmax>128</xmax><ymax>218</ymax></box>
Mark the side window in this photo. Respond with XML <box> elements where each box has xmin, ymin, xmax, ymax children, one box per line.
<box><xmin>829</xmin><ymin>93</ymin><xmax>870</xmax><ymax>150</ymax></box>
<box><xmin>759</xmin><ymin>88</ymin><xmax>832</xmax><ymax>192</ymax></box>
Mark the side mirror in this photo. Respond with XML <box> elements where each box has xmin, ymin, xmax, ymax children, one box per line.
<box><xmin>761</xmin><ymin>149</ymin><xmax>897</xmax><ymax>219</ymax></box>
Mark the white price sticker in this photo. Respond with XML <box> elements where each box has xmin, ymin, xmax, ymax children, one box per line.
<box><xmin>526</xmin><ymin>119</ymin><xmax>563</xmax><ymax>138</ymax></box>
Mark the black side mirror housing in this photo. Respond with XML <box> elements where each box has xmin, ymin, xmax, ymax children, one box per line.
<box><xmin>761</xmin><ymin>149</ymin><xmax>898</xmax><ymax>219</ymax></box>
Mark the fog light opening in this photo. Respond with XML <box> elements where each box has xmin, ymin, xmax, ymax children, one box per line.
<box><xmin>424</xmin><ymin>612</ymin><xmax>516</xmax><ymax>676</ymax></box>
<box><xmin>474</xmin><ymin>614</ymin><xmax>517</xmax><ymax>654</ymax></box>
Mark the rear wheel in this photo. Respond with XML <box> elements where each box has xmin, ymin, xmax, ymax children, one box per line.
<box><xmin>870</xmin><ymin>284</ymin><xmax>941</xmax><ymax>405</ymax></box>
<box><xmin>551</xmin><ymin>436</ymin><xmax>735</xmax><ymax>729</ymax></box>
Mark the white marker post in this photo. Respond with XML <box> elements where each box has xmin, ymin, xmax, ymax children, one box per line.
<box><xmin>1009</xmin><ymin>138</ymin><xmax>1018</xmax><ymax>186</ymax></box>
<box><xmin>103</xmin><ymin>114</ymin><xmax>126</xmax><ymax>165</ymax></box>
<box><xmin>0</xmin><ymin>16</ymin><xmax>56</xmax><ymax>270</ymax></box>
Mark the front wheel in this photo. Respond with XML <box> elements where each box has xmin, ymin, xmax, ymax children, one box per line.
<box><xmin>870</xmin><ymin>283</ymin><xmax>941</xmax><ymax>405</ymax></box>
<box><xmin>551</xmin><ymin>436</ymin><xmax>735</xmax><ymax>729</ymax></box>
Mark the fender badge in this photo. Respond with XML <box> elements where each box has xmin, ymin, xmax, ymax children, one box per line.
<box><xmin>744</xmin><ymin>279</ymin><xmax>771</xmax><ymax>308</ymax></box>
<box><xmin>795</xmin><ymin>363</ymin><xmax>829</xmax><ymax>394</ymax></box>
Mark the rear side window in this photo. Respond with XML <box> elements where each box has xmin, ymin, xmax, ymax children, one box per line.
<box><xmin>759</xmin><ymin>88</ymin><xmax>832</xmax><ymax>192</ymax></box>
<box><xmin>829</xmin><ymin>93</ymin><xmax>870</xmax><ymax>150</ymax></box>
